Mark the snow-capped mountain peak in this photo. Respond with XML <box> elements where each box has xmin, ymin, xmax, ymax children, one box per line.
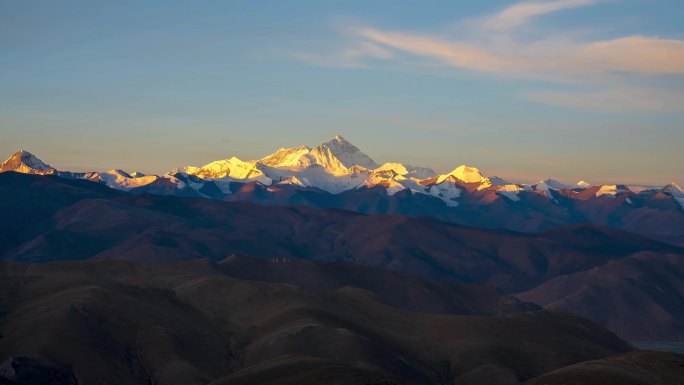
<box><xmin>374</xmin><ymin>163</ymin><xmax>436</xmax><ymax>179</ymax></box>
<box><xmin>663</xmin><ymin>183</ymin><xmax>684</xmax><ymax>210</ymax></box>
<box><xmin>176</xmin><ymin>156</ymin><xmax>269</xmax><ymax>183</ymax></box>
<box><xmin>0</xmin><ymin>150</ymin><xmax>56</xmax><ymax>175</ymax></box>
<box><xmin>534</xmin><ymin>179</ymin><xmax>570</xmax><ymax>191</ymax></box>
<box><xmin>489</xmin><ymin>176</ymin><xmax>511</xmax><ymax>186</ymax></box>
<box><xmin>497</xmin><ymin>184</ymin><xmax>523</xmax><ymax>201</ymax></box>
<box><xmin>106</xmin><ymin>169</ymin><xmax>132</xmax><ymax>178</ymax></box>
<box><xmin>436</xmin><ymin>165</ymin><xmax>487</xmax><ymax>184</ymax></box>
<box><xmin>663</xmin><ymin>182</ymin><xmax>683</xmax><ymax>195</ymax></box>
<box><xmin>259</xmin><ymin>145</ymin><xmax>312</xmax><ymax>169</ymax></box>
<box><xmin>312</xmin><ymin>135</ymin><xmax>379</xmax><ymax>171</ymax></box>
<box><xmin>256</xmin><ymin>136</ymin><xmax>378</xmax><ymax>177</ymax></box>
<box><xmin>98</xmin><ymin>169</ymin><xmax>159</xmax><ymax>191</ymax></box>
<box><xmin>2</xmin><ymin>142</ymin><xmax>682</xmax><ymax>214</ymax></box>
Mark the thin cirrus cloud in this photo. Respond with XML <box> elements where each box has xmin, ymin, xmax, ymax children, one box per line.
<box><xmin>290</xmin><ymin>41</ymin><xmax>394</xmax><ymax>69</ymax></box>
<box><xmin>292</xmin><ymin>1</ymin><xmax>684</xmax><ymax>111</ymax></box>
<box><xmin>576</xmin><ymin>36</ymin><xmax>684</xmax><ymax>75</ymax></box>
<box><xmin>353</xmin><ymin>28</ymin><xmax>684</xmax><ymax>77</ymax></box>
<box><xmin>524</xmin><ymin>87</ymin><xmax>684</xmax><ymax>112</ymax></box>
<box><xmin>482</xmin><ymin>0</ymin><xmax>597</xmax><ymax>30</ymax></box>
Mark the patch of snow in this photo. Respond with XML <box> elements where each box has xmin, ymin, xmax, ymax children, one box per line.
<box><xmin>279</xmin><ymin>165</ymin><xmax>366</xmax><ymax>194</ymax></box>
<box><xmin>663</xmin><ymin>183</ymin><xmax>684</xmax><ymax>195</ymax></box>
<box><xmin>489</xmin><ymin>176</ymin><xmax>511</xmax><ymax>186</ymax></box>
<box><xmin>212</xmin><ymin>180</ymin><xmax>233</xmax><ymax>194</ymax></box>
<box><xmin>663</xmin><ymin>183</ymin><xmax>684</xmax><ymax>210</ymax></box>
<box><xmin>361</xmin><ymin>175</ymin><xmax>406</xmax><ymax>195</ymax></box>
<box><xmin>259</xmin><ymin>145</ymin><xmax>312</xmax><ymax>170</ymax></box>
<box><xmin>534</xmin><ymin>179</ymin><xmax>569</xmax><ymax>191</ymax></box>
<box><xmin>426</xmin><ymin>181</ymin><xmax>461</xmax><ymax>207</ymax></box>
<box><xmin>98</xmin><ymin>170</ymin><xmax>158</xmax><ymax>191</ymax></box>
<box><xmin>276</xmin><ymin>176</ymin><xmax>307</xmax><ymax>187</ymax></box>
<box><xmin>627</xmin><ymin>184</ymin><xmax>662</xmax><ymax>194</ymax></box>
<box><xmin>187</xmin><ymin>178</ymin><xmax>205</xmax><ymax>192</ymax></box>
<box><xmin>178</xmin><ymin>157</ymin><xmax>271</xmax><ymax>184</ymax></box>
<box><xmin>20</xmin><ymin>152</ymin><xmax>52</xmax><ymax>171</ymax></box>
<box><xmin>374</xmin><ymin>162</ymin><xmax>436</xmax><ymax>179</ymax></box>
<box><xmin>496</xmin><ymin>184</ymin><xmax>522</xmax><ymax>202</ymax></box>
<box><xmin>595</xmin><ymin>185</ymin><xmax>624</xmax><ymax>198</ymax></box>
<box><xmin>163</xmin><ymin>174</ymin><xmax>187</xmax><ymax>189</ymax></box>
<box><xmin>673</xmin><ymin>196</ymin><xmax>684</xmax><ymax>210</ymax></box>
<box><xmin>359</xmin><ymin>171</ymin><xmax>427</xmax><ymax>196</ymax></box>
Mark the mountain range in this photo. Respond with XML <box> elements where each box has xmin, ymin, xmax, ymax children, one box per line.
<box><xmin>1</xmin><ymin>157</ymin><xmax>683</xmax><ymax>384</ymax></box>
<box><xmin>0</xmin><ymin>171</ymin><xmax>682</xmax><ymax>342</ymax></box>
<box><xmin>2</xmin><ymin>136</ymin><xmax>684</xmax><ymax>247</ymax></box>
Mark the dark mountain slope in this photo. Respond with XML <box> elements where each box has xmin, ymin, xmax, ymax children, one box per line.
<box><xmin>2</xmin><ymin>174</ymin><xmax>680</xmax><ymax>293</ymax></box>
<box><xmin>1</xmin><ymin>172</ymin><xmax>683</xmax><ymax>340</ymax></box>
<box><xmin>221</xmin><ymin>179</ymin><xmax>684</xmax><ymax>246</ymax></box>
<box><xmin>0</xmin><ymin>259</ymin><xmax>632</xmax><ymax>385</ymax></box>
<box><xmin>522</xmin><ymin>350</ymin><xmax>684</xmax><ymax>385</ymax></box>
<box><xmin>215</xmin><ymin>254</ymin><xmax>539</xmax><ymax>315</ymax></box>
<box><xmin>517</xmin><ymin>252</ymin><xmax>684</xmax><ymax>340</ymax></box>
<box><xmin>0</xmin><ymin>172</ymin><xmax>123</xmax><ymax>257</ymax></box>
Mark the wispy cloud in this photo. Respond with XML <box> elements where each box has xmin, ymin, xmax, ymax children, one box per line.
<box><xmin>524</xmin><ymin>87</ymin><xmax>684</xmax><ymax>112</ymax></box>
<box><xmin>483</xmin><ymin>0</ymin><xmax>597</xmax><ymax>30</ymax></box>
<box><xmin>289</xmin><ymin>41</ymin><xmax>393</xmax><ymax>69</ymax></box>
<box><xmin>355</xmin><ymin>28</ymin><xmax>518</xmax><ymax>73</ymax></box>
<box><xmin>576</xmin><ymin>36</ymin><xmax>684</xmax><ymax>75</ymax></box>
<box><xmin>290</xmin><ymin>1</ymin><xmax>684</xmax><ymax>111</ymax></box>
<box><xmin>354</xmin><ymin>29</ymin><xmax>684</xmax><ymax>77</ymax></box>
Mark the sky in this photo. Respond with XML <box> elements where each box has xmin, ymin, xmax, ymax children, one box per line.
<box><xmin>1</xmin><ymin>0</ymin><xmax>683</xmax><ymax>185</ymax></box>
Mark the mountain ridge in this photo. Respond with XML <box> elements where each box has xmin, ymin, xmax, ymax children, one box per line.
<box><xmin>2</xmin><ymin>171</ymin><xmax>683</xmax><ymax>341</ymax></box>
<box><xmin>3</xmin><ymin>137</ymin><xmax>681</xmax><ymax>201</ymax></box>
<box><xmin>2</xmin><ymin>137</ymin><xmax>683</xmax><ymax>247</ymax></box>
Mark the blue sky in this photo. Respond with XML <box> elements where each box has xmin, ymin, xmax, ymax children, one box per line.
<box><xmin>1</xmin><ymin>0</ymin><xmax>683</xmax><ymax>185</ymax></box>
